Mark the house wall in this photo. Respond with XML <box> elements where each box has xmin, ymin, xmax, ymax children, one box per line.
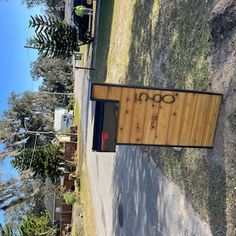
<box><xmin>59</xmin><ymin>173</ymin><xmax>75</xmax><ymax>235</ymax></box>
<box><xmin>63</xmin><ymin>142</ymin><xmax>77</xmax><ymax>161</ymax></box>
<box><xmin>59</xmin><ymin>144</ymin><xmax>77</xmax><ymax>235</ymax></box>
<box><xmin>91</xmin><ymin>83</ymin><xmax>222</xmax><ymax>147</ymax></box>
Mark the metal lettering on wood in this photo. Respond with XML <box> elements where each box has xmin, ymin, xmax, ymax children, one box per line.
<box><xmin>91</xmin><ymin>83</ymin><xmax>222</xmax><ymax>148</ymax></box>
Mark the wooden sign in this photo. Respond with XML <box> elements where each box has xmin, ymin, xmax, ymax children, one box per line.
<box><xmin>90</xmin><ymin>83</ymin><xmax>222</xmax><ymax>148</ymax></box>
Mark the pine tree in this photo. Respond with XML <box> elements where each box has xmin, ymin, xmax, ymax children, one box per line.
<box><xmin>0</xmin><ymin>224</ymin><xmax>15</xmax><ymax>236</ymax></box>
<box><xmin>11</xmin><ymin>144</ymin><xmax>63</xmax><ymax>183</ymax></box>
<box><xmin>28</xmin><ymin>15</ymin><xmax>80</xmax><ymax>58</ymax></box>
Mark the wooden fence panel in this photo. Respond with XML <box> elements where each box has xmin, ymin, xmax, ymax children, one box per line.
<box><xmin>91</xmin><ymin>84</ymin><xmax>222</xmax><ymax>147</ymax></box>
<box><xmin>154</xmin><ymin>91</ymin><xmax>174</xmax><ymax>145</ymax></box>
<box><xmin>117</xmin><ymin>88</ymin><xmax>135</xmax><ymax>143</ymax></box>
<box><xmin>92</xmin><ymin>85</ymin><xmax>108</xmax><ymax>100</ymax></box>
<box><xmin>129</xmin><ymin>89</ymin><xmax>148</xmax><ymax>143</ymax></box>
<box><xmin>190</xmin><ymin>94</ymin><xmax>210</xmax><ymax>146</ymax></box>
<box><xmin>178</xmin><ymin>93</ymin><xmax>198</xmax><ymax>146</ymax></box>
<box><xmin>201</xmin><ymin>95</ymin><xmax>221</xmax><ymax>146</ymax></box>
<box><xmin>142</xmin><ymin>90</ymin><xmax>161</xmax><ymax>144</ymax></box>
<box><xmin>166</xmin><ymin>92</ymin><xmax>186</xmax><ymax>145</ymax></box>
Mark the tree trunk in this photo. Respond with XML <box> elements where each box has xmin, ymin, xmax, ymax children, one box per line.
<box><xmin>0</xmin><ymin>189</ymin><xmax>39</xmax><ymax>211</ymax></box>
<box><xmin>0</xmin><ymin>150</ymin><xmax>19</xmax><ymax>162</ymax></box>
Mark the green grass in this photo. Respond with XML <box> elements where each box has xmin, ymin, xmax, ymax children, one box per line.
<box><xmin>80</xmin><ymin>166</ymin><xmax>96</xmax><ymax>236</ymax></box>
<box><xmin>91</xmin><ymin>0</ymin><xmax>115</xmax><ymax>83</ymax></box>
<box><xmin>72</xmin><ymin>224</ymin><xmax>84</xmax><ymax>236</ymax></box>
<box><xmin>124</xmin><ymin>0</ymin><xmax>211</xmax><ymax>90</ymax></box>
<box><xmin>166</xmin><ymin>0</ymin><xmax>211</xmax><ymax>90</ymax></box>
<box><xmin>72</xmin><ymin>98</ymin><xmax>96</xmax><ymax>235</ymax></box>
<box><xmin>156</xmin><ymin>148</ymin><xmax>227</xmax><ymax>232</ymax></box>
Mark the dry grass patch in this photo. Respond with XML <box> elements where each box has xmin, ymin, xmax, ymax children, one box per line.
<box><xmin>72</xmin><ymin>99</ymin><xmax>96</xmax><ymax>235</ymax></box>
<box><xmin>106</xmin><ymin>0</ymin><xmax>135</xmax><ymax>83</ymax></box>
<box><xmin>80</xmin><ymin>166</ymin><xmax>96</xmax><ymax>236</ymax></box>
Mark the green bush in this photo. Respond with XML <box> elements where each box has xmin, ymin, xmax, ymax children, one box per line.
<box><xmin>67</xmin><ymin>96</ymin><xmax>75</xmax><ymax>111</ymax></box>
<box><xmin>63</xmin><ymin>191</ymin><xmax>77</xmax><ymax>204</ymax></box>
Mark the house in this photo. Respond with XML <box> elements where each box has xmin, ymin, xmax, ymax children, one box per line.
<box><xmin>54</xmin><ymin>108</ymin><xmax>74</xmax><ymax>134</ymax></box>
<box><xmin>45</xmin><ymin>141</ymin><xmax>77</xmax><ymax>236</ymax></box>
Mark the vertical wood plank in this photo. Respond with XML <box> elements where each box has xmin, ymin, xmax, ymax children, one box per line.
<box><xmin>166</xmin><ymin>92</ymin><xmax>186</xmax><ymax>145</ymax></box>
<box><xmin>117</xmin><ymin>88</ymin><xmax>135</xmax><ymax>143</ymax></box>
<box><xmin>178</xmin><ymin>93</ymin><xmax>198</xmax><ymax>145</ymax></box>
<box><xmin>129</xmin><ymin>89</ymin><xmax>148</xmax><ymax>143</ymax></box>
<box><xmin>190</xmin><ymin>94</ymin><xmax>210</xmax><ymax>146</ymax></box>
<box><xmin>142</xmin><ymin>90</ymin><xmax>162</xmax><ymax>144</ymax></box>
<box><xmin>201</xmin><ymin>95</ymin><xmax>221</xmax><ymax>146</ymax></box>
<box><xmin>154</xmin><ymin>91</ymin><xmax>173</xmax><ymax>145</ymax></box>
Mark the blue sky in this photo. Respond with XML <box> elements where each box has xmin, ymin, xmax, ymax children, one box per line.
<box><xmin>0</xmin><ymin>0</ymin><xmax>43</xmax><ymax>115</ymax></box>
<box><xmin>0</xmin><ymin>0</ymin><xmax>44</xmax><ymax>225</ymax></box>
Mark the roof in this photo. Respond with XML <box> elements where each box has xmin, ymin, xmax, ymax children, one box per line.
<box><xmin>44</xmin><ymin>178</ymin><xmax>56</xmax><ymax>223</ymax></box>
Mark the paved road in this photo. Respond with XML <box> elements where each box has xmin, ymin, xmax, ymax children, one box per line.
<box><xmin>73</xmin><ymin>69</ymin><xmax>213</xmax><ymax>236</ymax></box>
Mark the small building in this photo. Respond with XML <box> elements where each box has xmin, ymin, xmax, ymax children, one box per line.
<box><xmin>54</xmin><ymin>108</ymin><xmax>74</xmax><ymax>134</ymax></box>
<box><xmin>90</xmin><ymin>83</ymin><xmax>222</xmax><ymax>151</ymax></box>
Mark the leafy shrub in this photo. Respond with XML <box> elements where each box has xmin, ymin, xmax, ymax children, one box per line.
<box><xmin>63</xmin><ymin>191</ymin><xmax>77</xmax><ymax>204</ymax></box>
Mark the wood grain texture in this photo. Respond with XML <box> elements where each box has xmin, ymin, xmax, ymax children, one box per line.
<box><xmin>142</xmin><ymin>90</ymin><xmax>161</xmax><ymax>144</ymax></box>
<box><xmin>107</xmin><ymin>86</ymin><xmax>122</xmax><ymax>101</ymax></box>
<box><xmin>201</xmin><ymin>95</ymin><xmax>221</xmax><ymax>146</ymax></box>
<box><xmin>190</xmin><ymin>94</ymin><xmax>210</xmax><ymax>145</ymax></box>
<box><xmin>166</xmin><ymin>92</ymin><xmax>186</xmax><ymax>145</ymax></box>
<box><xmin>129</xmin><ymin>89</ymin><xmax>148</xmax><ymax>143</ymax></box>
<box><xmin>92</xmin><ymin>85</ymin><xmax>108</xmax><ymax>100</ymax></box>
<box><xmin>154</xmin><ymin>91</ymin><xmax>173</xmax><ymax>145</ymax></box>
<box><xmin>117</xmin><ymin>88</ymin><xmax>135</xmax><ymax>143</ymax></box>
<box><xmin>91</xmin><ymin>84</ymin><xmax>221</xmax><ymax>147</ymax></box>
<box><xmin>177</xmin><ymin>93</ymin><xmax>198</xmax><ymax>145</ymax></box>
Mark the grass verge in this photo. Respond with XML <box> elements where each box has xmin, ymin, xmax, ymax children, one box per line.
<box><xmin>80</xmin><ymin>166</ymin><xmax>96</xmax><ymax>236</ymax></box>
<box><xmin>91</xmin><ymin>0</ymin><xmax>115</xmax><ymax>83</ymax></box>
<box><xmin>72</xmin><ymin>99</ymin><xmax>96</xmax><ymax>235</ymax></box>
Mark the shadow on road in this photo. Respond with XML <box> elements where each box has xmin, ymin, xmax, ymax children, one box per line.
<box><xmin>112</xmin><ymin>147</ymin><xmax>164</xmax><ymax>236</ymax></box>
<box><xmin>112</xmin><ymin>0</ymin><xmax>228</xmax><ymax>235</ymax></box>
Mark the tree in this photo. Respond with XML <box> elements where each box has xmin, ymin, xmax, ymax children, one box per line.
<box><xmin>31</xmin><ymin>57</ymin><xmax>74</xmax><ymax>93</ymax></box>
<box><xmin>11</xmin><ymin>144</ymin><xmax>63</xmax><ymax>183</ymax></box>
<box><xmin>19</xmin><ymin>213</ymin><xmax>57</xmax><ymax>236</ymax></box>
<box><xmin>1</xmin><ymin>213</ymin><xmax>57</xmax><ymax>236</ymax></box>
<box><xmin>0</xmin><ymin>172</ymin><xmax>41</xmax><ymax>212</ymax></box>
<box><xmin>0</xmin><ymin>223</ymin><xmax>15</xmax><ymax>236</ymax></box>
<box><xmin>22</xmin><ymin>0</ymin><xmax>45</xmax><ymax>8</ymax></box>
<box><xmin>28</xmin><ymin>15</ymin><xmax>79</xmax><ymax>58</ymax></box>
<box><xmin>0</xmin><ymin>91</ymin><xmax>61</xmax><ymax>151</ymax></box>
<box><xmin>22</xmin><ymin>0</ymin><xmax>64</xmax><ymax>11</ymax></box>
